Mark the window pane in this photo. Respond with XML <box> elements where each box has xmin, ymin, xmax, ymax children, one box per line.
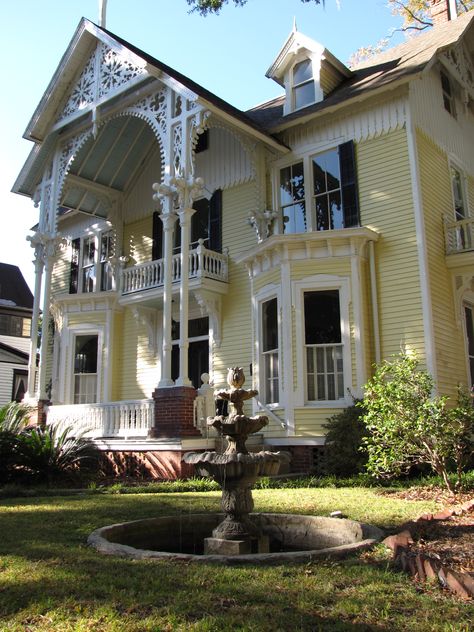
<box><xmin>304</xmin><ymin>291</ymin><xmax>341</xmax><ymax>344</ymax></box>
<box><xmin>451</xmin><ymin>168</ymin><xmax>466</xmax><ymax>220</ymax></box>
<box><xmin>294</xmin><ymin>81</ymin><xmax>315</xmax><ymax>109</ymax></box>
<box><xmin>262</xmin><ymin>298</ymin><xmax>278</xmax><ymax>352</ymax></box>
<box><xmin>315</xmin><ymin>195</ymin><xmax>329</xmax><ymax>231</ymax></box>
<box><xmin>312</xmin><ymin>149</ymin><xmax>340</xmax><ymax>195</ymax></box>
<box><xmin>74</xmin><ymin>335</ymin><xmax>98</xmax><ymax>373</ymax></box>
<box><xmin>293</xmin><ymin>59</ymin><xmax>313</xmax><ymax>85</ymax></box>
<box><xmin>329</xmin><ymin>190</ymin><xmax>343</xmax><ymax>229</ymax></box>
<box><xmin>283</xmin><ymin>203</ymin><xmax>307</xmax><ymax>234</ymax></box>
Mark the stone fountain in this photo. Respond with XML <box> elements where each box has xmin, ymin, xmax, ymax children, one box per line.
<box><xmin>183</xmin><ymin>367</ymin><xmax>291</xmax><ymax>555</ymax></box>
<box><xmin>87</xmin><ymin>367</ymin><xmax>384</xmax><ymax>563</ymax></box>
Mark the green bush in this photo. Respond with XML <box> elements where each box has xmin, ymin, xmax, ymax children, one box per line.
<box><xmin>362</xmin><ymin>352</ymin><xmax>474</xmax><ymax>493</ymax></box>
<box><xmin>0</xmin><ymin>402</ymin><xmax>32</xmax><ymax>484</ymax></box>
<box><xmin>323</xmin><ymin>401</ymin><xmax>368</xmax><ymax>476</ymax></box>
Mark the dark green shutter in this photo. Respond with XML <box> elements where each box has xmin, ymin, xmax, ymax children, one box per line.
<box><xmin>209</xmin><ymin>189</ymin><xmax>222</xmax><ymax>253</ymax></box>
<box><xmin>339</xmin><ymin>141</ymin><xmax>359</xmax><ymax>228</ymax></box>
<box><xmin>69</xmin><ymin>238</ymin><xmax>80</xmax><ymax>294</ymax></box>
<box><xmin>152</xmin><ymin>211</ymin><xmax>163</xmax><ymax>260</ymax></box>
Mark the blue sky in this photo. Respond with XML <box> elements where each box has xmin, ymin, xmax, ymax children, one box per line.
<box><xmin>0</xmin><ymin>0</ymin><xmax>404</xmax><ymax>290</ymax></box>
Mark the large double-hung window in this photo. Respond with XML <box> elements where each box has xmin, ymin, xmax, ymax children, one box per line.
<box><xmin>278</xmin><ymin>141</ymin><xmax>359</xmax><ymax>234</ymax></box>
<box><xmin>304</xmin><ymin>290</ymin><xmax>344</xmax><ymax>401</ymax></box>
<box><xmin>261</xmin><ymin>297</ymin><xmax>279</xmax><ymax>404</ymax></box>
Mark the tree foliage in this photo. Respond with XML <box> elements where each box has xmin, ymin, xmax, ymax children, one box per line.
<box><xmin>361</xmin><ymin>353</ymin><xmax>474</xmax><ymax>493</ymax></box>
<box><xmin>187</xmin><ymin>0</ymin><xmax>323</xmax><ymax>15</ymax></box>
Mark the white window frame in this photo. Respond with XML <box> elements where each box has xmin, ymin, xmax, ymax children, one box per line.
<box><xmin>71</xmin><ymin>224</ymin><xmax>115</xmax><ymax>294</ymax></box>
<box><xmin>254</xmin><ymin>284</ymin><xmax>281</xmax><ymax>408</ymax></box>
<box><xmin>449</xmin><ymin>161</ymin><xmax>471</xmax><ymax>251</ymax></box>
<box><xmin>440</xmin><ymin>70</ymin><xmax>456</xmax><ymax>118</ymax></box>
<box><xmin>292</xmin><ymin>275</ymin><xmax>352</xmax><ymax>407</ymax></box>
<box><xmin>291</xmin><ymin>58</ymin><xmax>316</xmax><ymax>111</ymax></box>
<box><xmin>61</xmin><ymin>324</ymin><xmax>104</xmax><ymax>405</ymax></box>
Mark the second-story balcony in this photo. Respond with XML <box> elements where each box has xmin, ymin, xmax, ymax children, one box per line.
<box><xmin>119</xmin><ymin>240</ymin><xmax>229</xmax><ymax>303</ymax></box>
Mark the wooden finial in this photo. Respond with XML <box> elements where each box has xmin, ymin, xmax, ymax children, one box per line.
<box><xmin>99</xmin><ymin>0</ymin><xmax>108</xmax><ymax>28</ymax></box>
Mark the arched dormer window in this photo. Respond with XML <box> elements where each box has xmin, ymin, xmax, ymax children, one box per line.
<box><xmin>292</xmin><ymin>58</ymin><xmax>315</xmax><ymax>110</ymax></box>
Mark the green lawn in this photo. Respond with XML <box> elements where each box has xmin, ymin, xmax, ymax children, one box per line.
<box><xmin>0</xmin><ymin>488</ymin><xmax>472</xmax><ymax>631</ymax></box>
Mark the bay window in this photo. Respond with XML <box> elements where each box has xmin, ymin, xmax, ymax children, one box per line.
<box><xmin>73</xmin><ymin>334</ymin><xmax>98</xmax><ymax>404</ymax></box>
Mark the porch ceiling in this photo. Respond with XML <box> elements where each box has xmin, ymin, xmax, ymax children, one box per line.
<box><xmin>61</xmin><ymin>116</ymin><xmax>157</xmax><ymax>217</ymax></box>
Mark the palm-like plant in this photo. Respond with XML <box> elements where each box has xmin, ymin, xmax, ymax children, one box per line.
<box><xmin>17</xmin><ymin>424</ymin><xmax>100</xmax><ymax>485</ymax></box>
<box><xmin>0</xmin><ymin>402</ymin><xmax>32</xmax><ymax>484</ymax></box>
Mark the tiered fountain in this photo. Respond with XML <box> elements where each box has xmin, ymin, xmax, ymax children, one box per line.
<box><xmin>183</xmin><ymin>367</ymin><xmax>291</xmax><ymax>555</ymax></box>
<box><xmin>88</xmin><ymin>367</ymin><xmax>383</xmax><ymax>563</ymax></box>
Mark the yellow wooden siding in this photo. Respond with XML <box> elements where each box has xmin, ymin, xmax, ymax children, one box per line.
<box><xmin>212</xmin><ymin>182</ymin><xmax>255</xmax><ymax>393</ymax></box>
<box><xmin>123</xmin><ymin>216</ymin><xmax>153</xmax><ymax>265</ymax></box>
<box><xmin>52</xmin><ymin>246</ymin><xmax>70</xmax><ymax>295</ymax></box>
<box><xmin>416</xmin><ymin>130</ymin><xmax>469</xmax><ymax>395</ymax></box>
<box><xmin>358</xmin><ymin>129</ymin><xmax>425</xmax><ymax>360</ymax></box>
<box><xmin>253</xmin><ymin>269</ymin><xmax>280</xmax><ymax>293</ymax></box>
<box><xmin>117</xmin><ymin>308</ymin><xmax>158</xmax><ymax>400</ymax></box>
<box><xmin>110</xmin><ymin>310</ymin><xmax>124</xmax><ymax>402</ymax></box>
<box><xmin>360</xmin><ymin>258</ymin><xmax>375</xmax><ymax>377</ymax></box>
<box><xmin>294</xmin><ymin>407</ymin><xmax>341</xmax><ymax>436</ymax></box>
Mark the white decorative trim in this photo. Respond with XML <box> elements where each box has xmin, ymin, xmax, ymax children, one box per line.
<box><xmin>131</xmin><ymin>307</ymin><xmax>158</xmax><ymax>354</ymax></box>
<box><xmin>193</xmin><ymin>289</ymin><xmax>222</xmax><ymax>348</ymax></box>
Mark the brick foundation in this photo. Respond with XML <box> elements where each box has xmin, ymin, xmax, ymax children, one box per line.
<box><xmin>100</xmin><ymin>450</ymin><xmax>197</xmax><ymax>480</ymax></box>
<box><xmin>36</xmin><ymin>399</ymin><xmax>50</xmax><ymax>428</ymax></box>
<box><xmin>149</xmin><ymin>386</ymin><xmax>202</xmax><ymax>439</ymax></box>
<box><xmin>288</xmin><ymin>446</ymin><xmax>314</xmax><ymax>474</ymax></box>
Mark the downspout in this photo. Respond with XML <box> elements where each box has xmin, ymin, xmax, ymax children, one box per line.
<box><xmin>368</xmin><ymin>241</ymin><xmax>381</xmax><ymax>364</ymax></box>
<box><xmin>406</xmin><ymin>102</ymin><xmax>437</xmax><ymax>381</ymax></box>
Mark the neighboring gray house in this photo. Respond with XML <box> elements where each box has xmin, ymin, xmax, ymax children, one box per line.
<box><xmin>0</xmin><ymin>264</ymin><xmax>34</xmax><ymax>405</ymax></box>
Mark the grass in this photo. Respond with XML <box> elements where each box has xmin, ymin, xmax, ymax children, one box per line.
<box><xmin>0</xmin><ymin>488</ymin><xmax>473</xmax><ymax>631</ymax></box>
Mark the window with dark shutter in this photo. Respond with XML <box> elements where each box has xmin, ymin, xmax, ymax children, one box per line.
<box><xmin>69</xmin><ymin>238</ymin><xmax>80</xmax><ymax>294</ymax></box>
<box><xmin>209</xmin><ymin>189</ymin><xmax>222</xmax><ymax>253</ymax></box>
<box><xmin>339</xmin><ymin>140</ymin><xmax>360</xmax><ymax>228</ymax></box>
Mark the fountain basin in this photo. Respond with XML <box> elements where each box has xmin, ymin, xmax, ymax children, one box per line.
<box><xmin>88</xmin><ymin>513</ymin><xmax>383</xmax><ymax>564</ymax></box>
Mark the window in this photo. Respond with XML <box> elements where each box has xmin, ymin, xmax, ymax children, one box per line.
<box><xmin>304</xmin><ymin>290</ymin><xmax>344</xmax><ymax>401</ymax></box>
<box><xmin>171</xmin><ymin>317</ymin><xmax>209</xmax><ymax>389</ymax></box>
<box><xmin>278</xmin><ymin>141</ymin><xmax>359</xmax><ymax>235</ymax></box>
<box><xmin>465</xmin><ymin>305</ymin><xmax>474</xmax><ymax>388</ymax></box>
<box><xmin>12</xmin><ymin>370</ymin><xmax>27</xmax><ymax>403</ymax></box>
<box><xmin>73</xmin><ymin>334</ymin><xmax>98</xmax><ymax>404</ymax></box>
<box><xmin>280</xmin><ymin>162</ymin><xmax>306</xmax><ymax>234</ymax></box>
<box><xmin>441</xmin><ymin>71</ymin><xmax>456</xmax><ymax>117</ymax></box>
<box><xmin>292</xmin><ymin>59</ymin><xmax>315</xmax><ymax>110</ymax></box>
<box><xmin>0</xmin><ymin>314</ymin><xmax>31</xmax><ymax>337</ymax></box>
<box><xmin>170</xmin><ymin>190</ymin><xmax>222</xmax><ymax>255</ymax></box>
<box><xmin>69</xmin><ymin>230</ymin><xmax>114</xmax><ymax>294</ymax></box>
<box><xmin>450</xmin><ymin>166</ymin><xmax>471</xmax><ymax>250</ymax></box>
<box><xmin>261</xmin><ymin>298</ymin><xmax>279</xmax><ymax>404</ymax></box>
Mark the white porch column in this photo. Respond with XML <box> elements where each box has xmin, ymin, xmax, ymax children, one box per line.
<box><xmin>153</xmin><ymin>183</ymin><xmax>178</xmax><ymax>387</ymax></box>
<box><xmin>38</xmin><ymin>238</ymin><xmax>61</xmax><ymax>400</ymax></box>
<box><xmin>176</xmin><ymin>204</ymin><xmax>195</xmax><ymax>387</ymax></box>
<box><xmin>25</xmin><ymin>236</ymin><xmax>45</xmax><ymax>400</ymax></box>
<box><xmin>173</xmin><ymin>176</ymin><xmax>204</xmax><ymax>387</ymax></box>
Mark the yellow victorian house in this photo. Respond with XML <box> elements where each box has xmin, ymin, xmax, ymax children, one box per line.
<box><xmin>13</xmin><ymin>1</ymin><xmax>474</xmax><ymax>477</ymax></box>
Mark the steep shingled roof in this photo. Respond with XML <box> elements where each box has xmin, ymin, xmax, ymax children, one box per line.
<box><xmin>0</xmin><ymin>264</ymin><xmax>34</xmax><ymax>310</ymax></box>
<box><xmin>246</xmin><ymin>11</ymin><xmax>474</xmax><ymax>131</ymax></box>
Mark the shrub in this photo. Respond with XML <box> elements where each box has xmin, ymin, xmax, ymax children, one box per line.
<box><xmin>323</xmin><ymin>401</ymin><xmax>368</xmax><ymax>476</ymax></box>
<box><xmin>0</xmin><ymin>402</ymin><xmax>32</xmax><ymax>484</ymax></box>
<box><xmin>361</xmin><ymin>352</ymin><xmax>474</xmax><ymax>494</ymax></box>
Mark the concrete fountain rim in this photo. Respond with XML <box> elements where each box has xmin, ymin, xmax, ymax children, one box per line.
<box><xmin>87</xmin><ymin>512</ymin><xmax>384</xmax><ymax>565</ymax></box>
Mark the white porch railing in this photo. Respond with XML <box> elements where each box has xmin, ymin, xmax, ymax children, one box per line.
<box><xmin>46</xmin><ymin>399</ymin><xmax>154</xmax><ymax>439</ymax></box>
<box><xmin>445</xmin><ymin>216</ymin><xmax>474</xmax><ymax>254</ymax></box>
<box><xmin>121</xmin><ymin>241</ymin><xmax>228</xmax><ymax>295</ymax></box>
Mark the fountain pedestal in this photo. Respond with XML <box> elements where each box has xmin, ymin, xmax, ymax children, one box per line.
<box><xmin>183</xmin><ymin>368</ymin><xmax>290</xmax><ymax>556</ymax></box>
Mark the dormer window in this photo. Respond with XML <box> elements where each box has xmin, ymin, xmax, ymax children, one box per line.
<box><xmin>292</xmin><ymin>59</ymin><xmax>315</xmax><ymax>110</ymax></box>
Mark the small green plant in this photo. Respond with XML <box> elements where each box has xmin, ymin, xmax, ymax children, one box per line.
<box><xmin>323</xmin><ymin>400</ymin><xmax>368</xmax><ymax>476</ymax></box>
<box><xmin>0</xmin><ymin>402</ymin><xmax>33</xmax><ymax>484</ymax></box>
<box><xmin>361</xmin><ymin>352</ymin><xmax>474</xmax><ymax>494</ymax></box>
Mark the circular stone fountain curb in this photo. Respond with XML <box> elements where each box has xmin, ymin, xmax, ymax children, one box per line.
<box><xmin>87</xmin><ymin>513</ymin><xmax>384</xmax><ymax>565</ymax></box>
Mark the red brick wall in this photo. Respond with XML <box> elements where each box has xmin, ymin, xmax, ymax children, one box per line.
<box><xmin>100</xmin><ymin>450</ymin><xmax>198</xmax><ymax>480</ymax></box>
<box><xmin>288</xmin><ymin>446</ymin><xmax>314</xmax><ymax>474</ymax></box>
<box><xmin>150</xmin><ymin>386</ymin><xmax>201</xmax><ymax>438</ymax></box>
<box><xmin>430</xmin><ymin>0</ymin><xmax>451</xmax><ymax>25</ymax></box>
